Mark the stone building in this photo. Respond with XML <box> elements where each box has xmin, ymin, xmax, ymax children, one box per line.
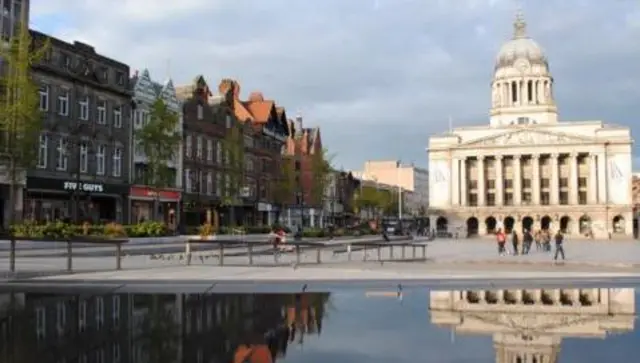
<box><xmin>129</xmin><ymin>69</ymin><xmax>182</xmax><ymax>226</ymax></box>
<box><xmin>322</xmin><ymin>170</ymin><xmax>360</xmax><ymax>226</ymax></box>
<box><xmin>427</xmin><ymin>13</ymin><xmax>633</xmax><ymax>239</ymax></box>
<box><xmin>430</xmin><ymin>288</ymin><xmax>635</xmax><ymax>363</ymax></box>
<box><xmin>26</xmin><ymin>31</ymin><xmax>132</xmax><ymax>224</ymax></box>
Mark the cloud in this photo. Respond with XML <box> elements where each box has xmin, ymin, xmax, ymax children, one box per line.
<box><xmin>30</xmin><ymin>0</ymin><xmax>640</xmax><ymax>169</ymax></box>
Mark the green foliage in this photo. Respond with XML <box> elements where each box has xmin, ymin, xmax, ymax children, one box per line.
<box><xmin>221</xmin><ymin>120</ymin><xmax>245</xmax><ymax>205</ymax></box>
<box><xmin>10</xmin><ymin>221</ymin><xmax>169</xmax><ymax>239</ymax></box>
<box><xmin>273</xmin><ymin>157</ymin><xmax>295</xmax><ymax>206</ymax></box>
<box><xmin>309</xmin><ymin>148</ymin><xmax>333</xmax><ymax>206</ymax></box>
<box><xmin>127</xmin><ymin>221</ymin><xmax>168</xmax><ymax>237</ymax></box>
<box><xmin>135</xmin><ymin>98</ymin><xmax>181</xmax><ymax>188</ymax></box>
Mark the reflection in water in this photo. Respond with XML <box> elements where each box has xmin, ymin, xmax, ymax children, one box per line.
<box><xmin>0</xmin><ymin>291</ymin><xmax>330</xmax><ymax>363</ymax></box>
<box><xmin>430</xmin><ymin>288</ymin><xmax>636</xmax><ymax>363</ymax></box>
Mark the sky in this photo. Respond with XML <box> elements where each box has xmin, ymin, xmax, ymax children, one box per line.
<box><xmin>29</xmin><ymin>0</ymin><xmax>640</xmax><ymax>171</ymax></box>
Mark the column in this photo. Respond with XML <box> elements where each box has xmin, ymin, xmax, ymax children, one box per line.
<box><xmin>532</xmin><ymin>154</ymin><xmax>541</xmax><ymax>205</ymax></box>
<box><xmin>496</xmin><ymin>155</ymin><xmax>504</xmax><ymax>205</ymax></box>
<box><xmin>550</xmin><ymin>153</ymin><xmax>559</xmax><ymax>205</ymax></box>
<box><xmin>451</xmin><ymin>157</ymin><xmax>460</xmax><ymax>206</ymax></box>
<box><xmin>569</xmin><ymin>152</ymin><xmax>579</xmax><ymax>204</ymax></box>
<box><xmin>597</xmin><ymin>152</ymin><xmax>607</xmax><ymax>203</ymax></box>
<box><xmin>478</xmin><ymin>156</ymin><xmax>486</xmax><ymax>206</ymax></box>
<box><xmin>588</xmin><ymin>154</ymin><xmax>598</xmax><ymax>204</ymax></box>
<box><xmin>514</xmin><ymin>155</ymin><xmax>522</xmax><ymax>205</ymax></box>
<box><xmin>460</xmin><ymin>158</ymin><xmax>467</xmax><ymax>206</ymax></box>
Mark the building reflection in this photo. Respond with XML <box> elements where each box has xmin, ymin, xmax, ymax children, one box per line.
<box><xmin>0</xmin><ymin>291</ymin><xmax>330</xmax><ymax>363</ymax></box>
<box><xmin>429</xmin><ymin>288</ymin><xmax>636</xmax><ymax>363</ymax></box>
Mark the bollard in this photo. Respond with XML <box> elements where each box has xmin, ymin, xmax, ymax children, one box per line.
<box><xmin>347</xmin><ymin>244</ymin><xmax>352</xmax><ymax>261</ymax></box>
<box><xmin>67</xmin><ymin>240</ymin><xmax>73</xmax><ymax>272</ymax></box>
<box><xmin>377</xmin><ymin>245</ymin><xmax>381</xmax><ymax>261</ymax></box>
<box><xmin>363</xmin><ymin>245</ymin><xmax>367</xmax><ymax>261</ymax></box>
<box><xmin>316</xmin><ymin>247</ymin><xmax>321</xmax><ymax>264</ymax></box>
<box><xmin>185</xmin><ymin>240</ymin><xmax>192</xmax><ymax>266</ymax></box>
<box><xmin>296</xmin><ymin>244</ymin><xmax>301</xmax><ymax>264</ymax></box>
<box><xmin>248</xmin><ymin>244</ymin><xmax>254</xmax><ymax>265</ymax></box>
<box><xmin>402</xmin><ymin>245</ymin><xmax>406</xmax><ymax>259</ymax></box>
<box><xmin>390</xmin><ymin>245</ymin><xmax>394</xmax><ymax>260</ymax></box>
<box><xmin>116</xmin><ymin>243</ymin><xmax>122</xmax><ymax>270</ymax></box>
<box><xmin>218</xmin><ymin>243</ymin><xmax>224</xmax><ymax>266</ymax></box>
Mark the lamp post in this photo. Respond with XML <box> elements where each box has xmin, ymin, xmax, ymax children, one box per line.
<box><xmin>396</xmin><ymin>160</ymin><xmax>403</xmax><ymax>221</ymax></box>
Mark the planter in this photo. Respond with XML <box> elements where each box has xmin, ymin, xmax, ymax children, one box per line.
<box><xmin>1</xmin><ymin>235</ymin><xmax>129</xmax><ymax>244</ymax></box>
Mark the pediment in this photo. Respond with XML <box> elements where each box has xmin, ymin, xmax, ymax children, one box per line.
<box><xmin>462</xmin><ymin>129</ymin><xmax>595</xmax><ymax>147</ymax></box>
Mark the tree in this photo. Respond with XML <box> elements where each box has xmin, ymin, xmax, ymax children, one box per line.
<box><xmin>308</xmin><ymin>148</ymin><xmax>333</xmax><ymax>207</ymax></box>
<box><xmin>353</xmin><ymin>185</ymin><xmax>384</xmax><ymax>217</ymax></box>
<box><xmin>272</xmin><ymin>156</ymin><xmax>295</xmax><ymax>225</ymax></box>
<box><xmin>221</xmin><ymin>119</ymin><xmax>245</xmax><ymax>226</ymax></box>
<box><xmin>0</xmin><ymin>23</ymin><xmax>49</xmax><ymax>271</ymax></box>
<box><xmin>135</xmin><ymin>97</ymin><xmax>181</xmax><ymax>221</ymax></box>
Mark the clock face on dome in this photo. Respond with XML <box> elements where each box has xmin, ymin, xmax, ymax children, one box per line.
<box><xmin>516</xmin><ymin>60</ymin><xmax>529</xmax><ymax>73</ymax></box>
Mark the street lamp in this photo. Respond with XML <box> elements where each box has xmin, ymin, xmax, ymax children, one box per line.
<box><xmin>396</xmin><ymin>160</ymin><xmax>403</xmax><ymax>221</ymax></box>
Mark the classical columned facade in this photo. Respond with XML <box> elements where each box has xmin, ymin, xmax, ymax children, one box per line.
<box><xmin>430</xmin><ymin>288</ymin><xmax>635</xmax><ymax>363</ymax></box>
<box><xmin>427</xmin><ymin>13</ymin><xmax>633</xmax><ymax>239</ymax></box>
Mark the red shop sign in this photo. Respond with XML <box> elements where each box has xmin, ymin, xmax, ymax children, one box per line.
<box><xmin>130</xmin><ymin>186</ymin><xmax>181</xmax><ymax>200</ymax></box>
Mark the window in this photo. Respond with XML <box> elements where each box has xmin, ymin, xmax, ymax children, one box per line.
<box><xmin>541</xmin><ymin>192</ymin><xmax>550</xmax><ymax>205</ymax></box>
<box><xmin>184</xmin><ymin>168</ymin><xmax>191</xmax><ymax>192</ymax></box>
<box><xmin>112</xmin><ymin>295</ymin><xmax>120</xmax><ymax>327</ymax></box>
<box><xmin>579</xmin><ymin>191</ymin><xmax>588</xmax><ymax>205</ymax></box>
<box><xmin>224</xmin><ymin>174</ymin><xmax>230</xmax><ymax>196</ymax></box>
<box><xmin>112</xmin><ymin>147</ymin><xmax>122</xmax><ymax>177</ymax></box>
<box><xmin>113</xmin><ymin>105</ymin><xmax>122</xmax><ymax>128</ymax></box>
<box><xmin>57</xmin><ymin>90</ymin><xmax>69</xmax><ymax>116</ymax></box>
<box><xmin>96</xmin><ymin>144</ymin><xmax>106</xmax><ymax>175</ymax></box>
<box><xmin>78</xmin><ymin>300</ymin><xmax>87</xmax><ymax>332</ymax></box>
<box><xmin>56</xmin><ymin>137</ymin><xmax>68</xmax><ymax>171</ymax></box>
<box><xmin>95</xmin><ymin>349</ymin><xmax>105</xmax><ymax>363</ymax></box>
<box><xmin>559</xmin><ymin>191</ymin><xmax>569</xmax><ymax>205</ymax></box>
<box><xmin>198</xmin><ymin>170</ymin><xmax>204</xmax><ymax>193</ymax></box>
<box><xmin>37</xmin><ymin>133</ymin><xmax>47</xmax><ymax>168</ymax></box>
<box><xmin>559</xmin><ymin>178</ymin><xmax>568</xmax><ymax>188</ymax></box>
<box><xmin>79</xmin><ymin>141</ymin><xmax>88</xmax><ymax>173</ymax></box>
<box><xmin>540</xmin><ymin>178</ymin><xmax>550</xmax><ymax>188</ymax></box>
<box><xmin>133</xmin><ymin>110</ymin><xmax>142</xmax><ymax>128</ymax></box>
<box><xmin>112</xmin><ymin>344</ymin><xmax>121</xmax><ymax>363</ymax></box>
<box><xmin>96</xmin><ymin>297</ymin><xmax>104</xmax><ymax>329</ymax></box>
<box><xmin>56</xmin><ymin>301</ymin><xmax>66</xmax><ymax>335</ymax></box>
<box><xmin>216</xmin><ymin>173</ymin><xmax>222</xmax><ymax>196</ymax></box>
<box><xmin>245</xmin><ymin>156</ymin><xmax>254</xmax><ymax>172</ymax></box>
<box><xmin>197</xmin><ymin>104</ymin><xmax>203</xmax><ymax>120</ymax></box>
<box><xmin>225</xmin><ymin>115</ymin><xmax>231</xmax><ymax>128</ymax></box>
<box><xmin>216</xmin><ymin>140</ymin><xmax>222</xmax><ymax>163</ymax></box>
<box><xmin>196</xmin><ymin>136</ymin><xmax>202</xmax><ymax>159</ymax></box>
<box><xmin>486</xmin><ymin>193</ymin><xmax>495</xmax><ymax>206</ymax></box>
<box><xmin>206</xmin><ymin>139</ymin><xmax>213</xmax><ymax>161</ymax></box>
<box><xmin>206</xmin><ymin>172</ymin><xmax>213</xmax><ymax>195</ymax></box>
<box><xmin>97</xmin><ymin>99</ymin><xmax>106</xmax><ymax>124</ymax></box>
<box><xmin>185</xmin><ymin>135</ymin><xmax>192</xmax><ymax>158</ymax></box>
<box><xmin>116</xmin><ymin>71</ymin><xmax>125</xmax><ymax>86</ymax></box>
<box><xmin>39</xmin><ymin>85</ymin><xmax>49</xmax><ymax>111</ymax></box>
<box><xmin>504</xmin><ymin>193</ymin><xmax>513</xmax><ymax>206</ymax></box>
<box><xmin>35</xmin><ymin>307</ymin><xmax>46</xmax><ymax>340</ymax></box>
<box><xmin>79</xmin><ymin>96</ymin><xmax>89</xmax><ymax>120</ymax></box>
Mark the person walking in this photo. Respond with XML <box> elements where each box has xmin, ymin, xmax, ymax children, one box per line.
<box><xmin>554</xmin><ymin>229</ymin><xmax>565</xmax><ymax>261</ymax></box>
<box><xmin>523</xmin><ymin>229</ymin><xmax>533</xmax><ymax>255</ymax></box>
<box><xmin>511</xmin><ymin>230</ymin><xmax>519</xmax><ymax>255</ymax></box>
<box><xmin>534</xmin><ymin>230</ymin><xmax>542</xmax><ymax>251</ymax></box>
<box><xmin>496</xmin><ymin>228</ymin><xmax>506</xmax><ymax>255</ymax></box>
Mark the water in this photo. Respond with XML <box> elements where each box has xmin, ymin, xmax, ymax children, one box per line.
<box><xmin>0</xmin><ymin>285</ymin><xmax>637</xmax><ymax>362</ymax></box>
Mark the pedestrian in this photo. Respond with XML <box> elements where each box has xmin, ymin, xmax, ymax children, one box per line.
<box><xmin>523</xmin><ymin>229</ymin><xmax>533</xmax><ymax>254</ymax></box>
<box><xmin>511</xmin><ymin>230</ymin><xmax>519</xmax><ymax>255</ymax></box>
<box><xmin>534</xmin><ymin>230</ymin><xmax>542</xmax><ymax>251</ymax></box>
<box><xmin>496</xmin><ymin>228</ymin><xmax>506</xmax><ymax>255</ymax></box>
<box><xmin>554</xmin><ymin>229</ymin><xmax>565</xmax><ymax>261</ymax></box>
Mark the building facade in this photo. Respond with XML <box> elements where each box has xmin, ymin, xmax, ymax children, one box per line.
<box><xmin>129</xmin><ymin>69</ymin><xmax>182</xmax><ymax>226</ymax></box>
<box><xmin>322</xmin><ymin>170</ymin><xmax>360</xmax><ymax>226</ymax></box>
<box><xmin>0</xmin><ymin>0</ymin><xmax>28</xmax><ymax>41</ymax></box>
<box><xmin>427</xmin><ymin>13</ymin><xmax>634</xmax><ymax>239</ymax></box>
<box><xmin>27</xmin><ymin>31</ymin><xmax>132</xmax><ymax>224</ymax></box>
<box><xmin>430</xmin><ymin>288</ymin><xmax>635</xmax><ymax>363</ymax></box>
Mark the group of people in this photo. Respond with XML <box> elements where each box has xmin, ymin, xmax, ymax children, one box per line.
<box><xmin>495</xmin><ymin>228</ymin><xmax>565</xmax><ymax>260</ymax></box>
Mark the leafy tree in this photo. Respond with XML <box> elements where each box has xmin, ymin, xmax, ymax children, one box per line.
<box><xmin>0</xmin><ymin>23</ymin><xmax>49</xmax><ymax>271</ymax></box>
<box><xmin>272</xmin><ymin>156</ymin><xmax>295</xmax><ymax>224</ymax></box>
<box><xmin>308</xmin><ymin>148</ymin><xmax>333</xmax><ymax>207</ymax></box>
<box><xmin>135</xmin><ymin>97</ymin><xmax>181</xmax><ymax>220</ymax></box>
<box><xmin>353</xmin><ymin>185</ymin><xmax>382</xmax><ymax>216</ymax></box>
<box><xmin>221</xmin><ymin>120</ymin><xmax>245</xmax><ymax>226</ymax></box>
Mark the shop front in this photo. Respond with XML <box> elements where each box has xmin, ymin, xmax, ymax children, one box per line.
<box><xmin>129</xmin><ymin>186</ymin><xmax>181</xmax><ymax>228</ymax></box>
<box><xmin>25</xmin><ymin>177</ymin><xmax>129</xmax><ymax>223</ymax></box>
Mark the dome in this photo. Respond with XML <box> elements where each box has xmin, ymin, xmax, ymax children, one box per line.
<box><xmin>495</xmin><ymin>12</ymin><xmax>548</xmax><ymax>69</ymax></box>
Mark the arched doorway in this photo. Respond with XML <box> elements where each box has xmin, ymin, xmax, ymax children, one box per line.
<box><xmin>522</xmin><ymin>216</ymin><xmax>533</xmax><ymax>233</ymax></box>
<box><xmin>613</xmin><ymin>215</ymin><xmax>625</xmax><ymax>234</ymax></box>
<box><xmin>485</xmin><ymin>216</ymin><xmax>497</xmax><ymax>234</ymax></box>
<box><xmin>559</xmin><ymin>216</ymin><xmax>571</xmax><ymax>233</ymax></box>
<box><xmin>503</xmin><ymin>216</ymin><xmax>515</xmax><ymax>233</ymax></box>
<box><xmin>579</xmin><ymin>215</ymin><xmax>592</xmax><ymax>236</ymax></box>
<box><xmin>436</xmin><ymin>217</ymin><xmax>448</xmax><ymax>232</ymax></box>
<box><xmin>540</xmin><ymin>215</ymin><xmax>552</xmax><ymax>231</ymax></box>
<box><xmin>466</xmin><ymin>217</ymin><xmax>479</xmax><ymax>237</ymax></box>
